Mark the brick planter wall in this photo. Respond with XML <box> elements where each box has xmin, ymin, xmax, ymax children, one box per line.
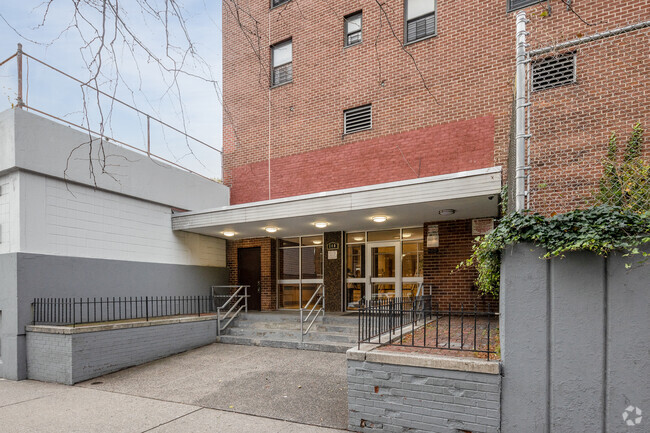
<box><xmin>26</xmin><ymin>316</ymin><xmax>217</xmax><ymax>385</ymax></box>
<box><xmin>347</xmin><ymin>348</ymin><xmax>501</xmax><ymax>432</ymax></box>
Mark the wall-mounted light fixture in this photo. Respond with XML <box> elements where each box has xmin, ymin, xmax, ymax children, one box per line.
<box><xmin>222</xmin><ymin>231</ymin><xmax>236</xmax><ymax>237</ymax></box>
<box><xmin>265</xmin><ymin>226</ymin><xmax>278</xmax><ymax>233</ymax></box>
<box><xmin>438</xmin><ymin>209</ymin><xmax>456</xmax><ymax>216</ymax></box>
<box><xmin>314</xmin><ymin>222</ymin><xmax>329</xmax><ymax>229</ymax></box>
<box><xmin>371</xmin><ymin>215</ymin><xmax>388</xmax><ymax>223</ymax></box>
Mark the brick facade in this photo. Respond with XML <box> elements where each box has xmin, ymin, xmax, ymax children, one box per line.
<box><xmin>223</xmin><ymin>0</ymin><xmax>649</xmax><ymax>215</ymax></box>
<box><xmin>226</xmin><ymin>237</ymin><xmax>277</xmax><ymax>310</ymax></box>
<box><xmin>424</xmin><ymin>220</ymin><xmax>498</xmax><ymax>311</ymax></box>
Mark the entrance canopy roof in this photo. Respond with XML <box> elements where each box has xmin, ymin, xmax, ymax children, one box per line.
<box><xmin>172</xmin><ymin>167</ymin><xmax>502</xmax><ymax>239</ymax></box>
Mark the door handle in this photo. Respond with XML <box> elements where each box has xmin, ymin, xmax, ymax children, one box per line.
<box><xmin>257</xmin><ymin>281</ymin><xmax>261</xmax><ymax>293</ymax></box>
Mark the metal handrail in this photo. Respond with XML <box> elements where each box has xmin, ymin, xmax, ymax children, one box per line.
<box><xmin>415</xmin><ymin>282</ymin><xmax>424</xmax><ymax>297</ymax></box>
<box><xmin>299</xmin><ymin>283</ymin><xmax>325</xmax><ymax>342</ymax></box>
<box><xmin>212</xmin><ymin>285</ymin><xmax>249</xmax><ymax>336</ymax></box>
<box><xmin>1</xmin><ymin>44</ymin><xmax>223</xmax><ymax>181</ymax></box>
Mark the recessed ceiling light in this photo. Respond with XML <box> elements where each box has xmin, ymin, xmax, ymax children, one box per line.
<box><xmin>314</xmin><ymin>222</ymin><xmax>328</xmax><ymax>229</ymax></box>
<box><xmin>313</xmin><ymin>240</ymin><xmax>322</xmax><ymax>245</ymax></box>
<box><xmin>371</xmin><ymin>216</ymin><xmax>387</xmax><ymax>223</ymax></box>
<box><xmin>439</xmin><ymin>209</ymin><xmax>456</xmax><ymax>216</ymax></box>
<box><xmin>353</xmin><ymin>236</ymin><xmax>364</xmax><ymax>242</ymax></box>
<box><xmin>222</xmin><ymin>231</ymin><xmax>236</xmax><ymax>237</ymax></box>
<box><xmin>265</xmin><ymin>226</ymin><xmax>278</xmax><ymax>233</ymax></box>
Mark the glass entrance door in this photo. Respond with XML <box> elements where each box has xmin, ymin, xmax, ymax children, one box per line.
<box><xmin>367</xmin><ymin>242</ymin><xmax>401</xmax><ymax>300</ymax></box>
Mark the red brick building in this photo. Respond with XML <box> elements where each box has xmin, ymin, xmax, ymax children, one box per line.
<box><xmin>173</xmin><ymin>0</ymin><xmax>649</xmax><ymax>311</ymax></box>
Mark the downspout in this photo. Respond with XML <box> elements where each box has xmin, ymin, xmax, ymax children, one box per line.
<box><xmin>515</xmin><ymin>12</ymin><xmax>529</xmax><ymax>212</ymax></box>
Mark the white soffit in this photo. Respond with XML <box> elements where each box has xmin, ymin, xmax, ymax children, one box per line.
<box><xmin>172</xmin><ymin>167</ymin><xmax>502</xmax><ymax>238</ymax></box>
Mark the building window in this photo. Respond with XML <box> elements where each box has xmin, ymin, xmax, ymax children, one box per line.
<box><xmin>271</xmin><ymin>0</ymin><xmax>290</xmax><ymax>8</ymax></box>
<box><xmin>508</xmin><ymin>0</ymin><xmax>543</xmax><ymax>12</ymax></box>
<box><xmin>271</xmin><ymin>39</ymin><xmax>292</xmax><ymax>86</ymax></box>
<box><xmin>405</xmin><ymin>0</ymin><xmax>436</xmax><ymax>44</ymax></box>
<box><xmin>532</xmin><ymin>52</ymin><xmax>576</xmax><ymax>92</ymax></box>
<box><xmin>345</xmin><ymin>12</ymin><xmax>363</xmax><ymax>47</ymax></box>
<box><xmin>278</xmin><ymin>235</ymin><xmax>323</xmax><ymax>309</ymax></box>
<box><xmin>344</xmin><ymin>104</ymin><xmax>372</xmax><ymax>134</ymax></box>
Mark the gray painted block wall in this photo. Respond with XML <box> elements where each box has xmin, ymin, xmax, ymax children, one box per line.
<box><xmin>348</xmin><ymin>360</ymin><xmax>501</xmax><ymax>433</ymax></box>
<box><xmin>2</xmin><ymin>252</ymin><xmax>228</xmax><ymax>380</ymax></box>
<box><xmin>500</xmin><ymin>243</ymin><xmax>650</xmax><ymax>433</ymax></box>
<box><xmin>26</xmin><ymin>319</ymin><xmax>217</xmax><ymax>385</ymax></box>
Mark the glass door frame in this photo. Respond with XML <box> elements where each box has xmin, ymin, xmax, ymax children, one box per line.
<box><xmin>365</xmin><ymin>240</ymin><xmax>402</xmax><ymax>300</ymax></box>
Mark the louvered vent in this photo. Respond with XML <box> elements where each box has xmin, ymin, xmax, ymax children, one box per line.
<box><xmin>407</xmin><ymin>13</ymin><xmax>435</xmax><ymax>43</ymax></box>
<box><xmin>532</xmin><ymin>53</ymin><xmax>576</xmax><ymax>92</ymax></box>
<box><xmin>508</xmin><ymin>0</ymin><xmax>542</xmax><ymax>11</ymax></box>
<box><xmin>344</xmin><ymin>105</ymin><xmax>372</xmax><ymax>134</ymax></box>
<box><xmin>273</xmin><ymin>63</ymin><xmax>293</xmax><ymax>86</ymax></box>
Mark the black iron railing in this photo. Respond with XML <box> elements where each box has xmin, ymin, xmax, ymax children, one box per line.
<box><xmin>358</xmin><ymin>296</ymin><xmax>499</xmax><ymax>360</ymax></box>
<box><xmin>32</xmin><ymin>296</ymin><xmax>215</xmax><ymax>326</ymax></box>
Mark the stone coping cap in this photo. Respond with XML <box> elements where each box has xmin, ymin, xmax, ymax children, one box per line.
<box><xmin>26</xmin><ymin>314</ymin><xmax>216</xmax><ymax>335</ymax></box>
<box><xmin>347</xmin><ymin>344</ymin><xmax>501</xmax><ymax>375</ymax></box>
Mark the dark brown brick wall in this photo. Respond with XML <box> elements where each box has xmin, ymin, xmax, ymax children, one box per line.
<box><xmin>226</xmin><ymin>238</ymin><xmax>277</xmax><ymax>311</ymax></box>
<box><xmin>423</xmin><ymin>220</ymin><xmax>498</xmax><ymax>312</ymax></box>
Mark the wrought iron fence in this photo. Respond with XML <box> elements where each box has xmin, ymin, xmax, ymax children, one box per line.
<box><xmin>358</xmin><ymin>296</ymin><xmax>499</xmax><ymax>360</ymax></box>
<box><xmin>32</xmin><ymin>296</ymin><xmax>215</xmax><ymax>326</ymax></box>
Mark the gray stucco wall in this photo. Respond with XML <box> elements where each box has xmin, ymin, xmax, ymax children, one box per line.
<box><xmin>500</xmin><ymin>243</ymin><xmax>650</xmax><ymax>433</ymax></box>
<box><xmin>27</xmin><ymin>318</ymin><xmax>217</xmax><ymax>385</ymax></box>
<box><xmin>348</xmin><ymin>360</ymin><xmax>501</xmax><ymax>433</ymax></box>
<box><xmin>3</xmin><ymin>253</ymin><xmax>227</xmax><ymax>380</ymax></box>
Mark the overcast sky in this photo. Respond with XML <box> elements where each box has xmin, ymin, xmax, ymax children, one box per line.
<box><xmin>0</xmin><ymin>1</ymin><xmax>223</xmax><ymax>179</ymax></box>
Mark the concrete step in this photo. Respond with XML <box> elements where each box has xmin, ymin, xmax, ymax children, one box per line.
<box><xmin>223</xmin><ymin>327</ymin><xmax>357</xmax><ymax>344</ymax></box>
<box><xmin>233</xmin><ymin>320</ymin><xmax>356</xmax><ymax>335</ymax></box>
<box><xmin>216</xmin><ymin>335</ymin><xmax>354</xmax><ymax>353</ymax></box>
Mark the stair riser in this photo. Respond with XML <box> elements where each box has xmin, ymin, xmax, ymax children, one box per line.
<box><xmin>223</xmin><ymin>327</ymin><xmax>356</xmax><ymax>343</ymax></box>
<box><xmin>216</xmin><ymin>335</ymin><xmax>352</xmax><ymax>353</ymax></box>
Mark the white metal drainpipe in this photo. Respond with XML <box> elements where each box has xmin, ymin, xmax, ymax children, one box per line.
<box><xmin>515</xmin><ymin>11</ymin><xmax>529</xmax><ymax>212</ymax></box>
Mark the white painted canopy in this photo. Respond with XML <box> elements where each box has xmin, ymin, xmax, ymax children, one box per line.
<box><xmin>172</xmin><ymin>167</ymin><xmax>502</xmax><ymax>239</ymax></box>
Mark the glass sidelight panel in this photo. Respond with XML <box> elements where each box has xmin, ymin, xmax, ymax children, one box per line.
<box><xmin>279</xmin><ymin>247</ymin><xmax>299</xmax><ymax>280</ymax></box>
<box><xmin>372</xmin><ymin>246</ymin><xmax>395</xmax><ymax>278</ymax></box>
<box><xmin>402</xmin><ymin>241</ymin><xmax>423</xmax><ymax>278</ymax></box>
<box><xmin>280</xmin><ymin>284</ymin><xmax>300</xmax><ymax>309</ymax></box>
<box><xmin>301</xmin><ymin>283</ymin><xmax>319</xmax><ymax>308</ymax></box>
<box><xmin>346</xmin><ymin>283</ymin><xmax>364</xmax><ymax>309</ymax></box>
<box><xmin>346</xmin><ymin>244</ymin><xmax>365</xmax><ymax>278</ymax></box>
<box><xmin>301</xmin><ymin>247</ymin><xmax>323</xmax><ymax>279</ymax></box>
<box><xmin>402</xmin><ymin>282</ymin><xmax>420</xmax><ymax>299</ymax></box>
<box><xmin>372</xmin><ymin>283</ymin><xmax>395</xmax><ymax>300</ymax></box>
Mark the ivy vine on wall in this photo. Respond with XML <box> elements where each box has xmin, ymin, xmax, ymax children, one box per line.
<box><xmin>460</xmin><ymin>124</ymin><xmax>650</xmax><ymax>296</ymax></box>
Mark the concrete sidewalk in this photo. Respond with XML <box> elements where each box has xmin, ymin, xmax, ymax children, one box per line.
<box><xmin>0</xmin><ymin>378</ymin><xmax>347</xmax><ymax>433</ymax></box>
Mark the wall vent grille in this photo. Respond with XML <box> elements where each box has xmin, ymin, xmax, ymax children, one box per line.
<box><xmin>344</xmin><ymin>105</ymin><xmax>372</xmax><ymax>134</ymax></box>
<box><xmin>407</xmin><ymin>13</ymin><xmax>436</xmax><ymax>43</ymax></box>
<box><xmin>532</xmin><ymin>52</ymin><xmax>576</xmax><ymax>92</ymax></box>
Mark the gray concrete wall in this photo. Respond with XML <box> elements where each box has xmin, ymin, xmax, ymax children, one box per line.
<box><xmin>348</xmin><ymin>360</ymin><xmax>501</xmax><ymax>433</ymax></box>
<box><xmin>0</xmin><ymin>253</ymin><xmax>18</xmax><ymax>380</ymax></box>
<box><xmin>0</xmin><ymin>108</ymin><xmax>229</xmax><ymax>211</ymax></box>
<box><xmin>500</xmin><ymin>243</ymin><xmax>650</xmax><ymax>433</ymax></box>
<box><xmin>3</xmin><ymin>253</ymin><xmax>227</xmax><ymax>380</ymax></box>
<box><xmin>26</xmin><ymin>318</ymin><xmax>217</xmax><ymax>385</ymax></box>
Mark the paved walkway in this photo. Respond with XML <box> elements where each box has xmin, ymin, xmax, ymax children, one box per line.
<box><xmin>1</xmin><ymin>343</ymin><xmax>349</xmax><ymax>432</ymax></box>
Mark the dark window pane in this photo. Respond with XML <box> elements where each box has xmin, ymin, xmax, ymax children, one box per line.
<box><xmin>301</xmin><ymin>246</ymin><xmax>323</xmax><ymax>279</ymax></box>
<box><xmin>279</xmin><ymin>247</ymin><xmax>299</xmax><ymax>279</ymax></box>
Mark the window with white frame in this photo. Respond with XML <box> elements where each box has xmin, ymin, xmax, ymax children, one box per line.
<box><xmin>271</xmin><ymin>39</ymin><xmax>292</xmax><ymax>86</ymax></box>
<box><xmin>405</xmin><ymin>0</ymin><xmax>436</xmax><ymax>44</ymax></box>
<box><xmin>345</xmin><ymin>12</ymin><xmax>363</xmax><ymax>47</ymax></box>
<box><xmin>277</xmin><ymin>236</ymin><xmax>323</xmax><ymax>309</ymax></box>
